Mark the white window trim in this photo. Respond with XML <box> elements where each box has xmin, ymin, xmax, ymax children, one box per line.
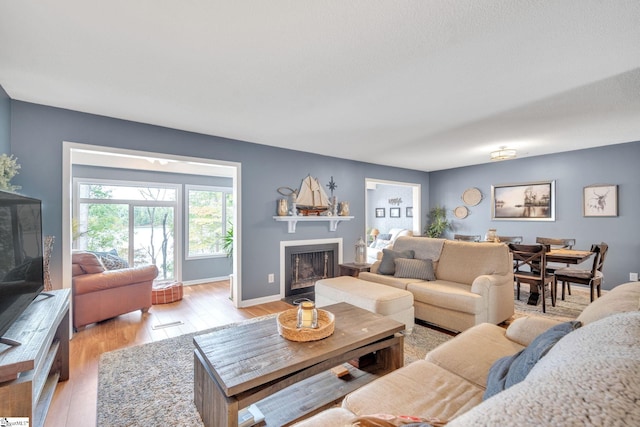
<box><xmin>185</xmin><ymin>184</ymin><xmax>233</xmax><ymax>260</ymax></box>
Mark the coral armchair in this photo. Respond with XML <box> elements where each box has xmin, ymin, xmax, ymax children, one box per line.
<box><xmin>72</xmin><ymin>251</ymin><xmax>158</xmax><ymax>330</ymax></box>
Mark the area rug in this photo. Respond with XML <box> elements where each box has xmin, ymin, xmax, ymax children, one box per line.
<box><xmin>510</xmin><ymin>285</ymin><xmax>592</xmax><ymax>324</ymax></box>
<box><xmin>97</xmin><ymin>318</ymin><xmax>451</xmax><ymax>427</ymax></box>
<box><xmin>97</xmin><ymin>286</ymin><xmax>591</xmax><ymax>426</ymax></box>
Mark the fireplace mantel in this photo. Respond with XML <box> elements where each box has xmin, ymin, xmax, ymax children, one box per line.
<box><xmin>273</xmin><ymin>215</ymin><xmax>354</xmax><ymax>233</ymax></box>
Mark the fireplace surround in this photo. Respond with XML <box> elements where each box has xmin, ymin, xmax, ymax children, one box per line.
<box><xmin>280</xmin><ymin>238</ymin><xmax>343</xmax><ymax>301</ymax></box>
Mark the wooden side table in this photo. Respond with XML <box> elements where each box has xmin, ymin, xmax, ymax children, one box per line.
<box><xmin>339</xmin><ymin>262</ymin><xmax>372</xmax><ymax>278</ymax></box>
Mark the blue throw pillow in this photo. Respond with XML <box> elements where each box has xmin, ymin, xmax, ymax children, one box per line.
<box><xmin>484</xmin><ymin>320</ymin><xmax>581</xmax><ymax>400</ymax></box>
<box><xmin>378</xmin><ymin>248</ymin><xmax>415</xmax><ymax>275</ymax></box>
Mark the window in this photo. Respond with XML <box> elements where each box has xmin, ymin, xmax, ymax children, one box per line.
<box><xmin>74</xmin><ymin>180</ymin><xmax>177</xmax><ymax>281</ymax></box>
<box><xmin>186</xmin><ymin>186</ymin><xmax>233</xmax><ymax>258</ymax></box>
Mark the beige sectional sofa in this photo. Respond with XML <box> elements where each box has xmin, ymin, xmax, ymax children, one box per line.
<box><xmin>294</xmin><ymin>281</ymin><xmax>640</xmax><ymax>426</ymax></box>
<box><xmin>359</xmin><ymin>236</ymin><xmax>514</xmax><ymax>332</ymax></box>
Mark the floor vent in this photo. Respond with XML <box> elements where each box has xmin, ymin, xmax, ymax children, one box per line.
<box><xmin>152</xmin><ymin>321</ymin><xmax>184</xmax><ymax>330</ymax></box>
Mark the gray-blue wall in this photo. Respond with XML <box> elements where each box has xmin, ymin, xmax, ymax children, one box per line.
<box><xmin>9</xmin><ymin>100</ymin><xmax>430</xmax><ymax>301</ymax></box>
<box><xmin>367</xmin><ymin>183</ymin><xmax>414</xmax><ymax>235</ymax></box>
<box><xmin>429</xmin><ymin>141</ymin><xmax>640</xmax><ymax>290</ymax></box>
<box><xmin>0</xmin><ymin>86</ymin><xmax>10</xmax><ymax>154</ymax></box>
<box><xmin>6</xmin><ymin>88</ymin><xmax>638</xmax><ymax>298</ymax></box>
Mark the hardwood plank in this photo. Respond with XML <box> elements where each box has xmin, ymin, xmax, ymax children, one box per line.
<box><xmin>45</xmin><ymin>280</ymin><xmax>292</xmax><ymax>427</ymax></box>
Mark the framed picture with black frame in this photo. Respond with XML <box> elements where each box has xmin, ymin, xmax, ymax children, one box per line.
<box><xmin>583</xmin><ymin>184</ymin><xmax>618</xmax><ymax>217</ymax></box>
<box><xmin>390</xmin><ymin>207</ymin><xmax>401</xmax><ymax>218</ymax></box>
<box><xmin>491</xmin><ymin>180</ymin><xmax>555</xmax><ymax>221</ymax></box>
<box><xmin>375</xmin><ymin>208</ymin><xmax>385</xmax><ymax>218</ymax></box>
<box><xmin>406</xmin><ymin>207</ymin><xmax>413</xmax><ymax>217</ymax></box>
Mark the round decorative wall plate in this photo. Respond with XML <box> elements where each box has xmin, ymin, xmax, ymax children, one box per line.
<box><xmin>454</xmin><ymin>206</ymin><xmax>468</xmax><ymax>219</ymax></box>
<box><xmin>462</xmin><ymin>187</ymin><xmax>482</xmax><ymax>206</ymax></box>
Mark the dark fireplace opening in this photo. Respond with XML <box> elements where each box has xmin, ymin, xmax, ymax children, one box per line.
<box><xmin>284</xmin><ymin>243</ymin><xmax>339</xmax><ymax>302</ymax></box>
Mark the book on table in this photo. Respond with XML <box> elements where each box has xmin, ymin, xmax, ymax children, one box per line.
<box><xmin>238</xmin><ymin>404</ymin><xmax>265</xmax><ymax>427</ymax></box>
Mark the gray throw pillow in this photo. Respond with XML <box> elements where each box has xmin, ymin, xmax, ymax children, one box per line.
<box><xmin>394</xmin><ymin>258</ymin><xmax>435</xmax><ymax>281</ymax></box>
<box><xmin>484</xmin><ymin>320</ymin><xmax>581</xmax><ymax>400</ymax></box>
<box><xmin>378</xmin><ymin>248</ymin><xmax>415</xmax><ymax>275</ymax></box>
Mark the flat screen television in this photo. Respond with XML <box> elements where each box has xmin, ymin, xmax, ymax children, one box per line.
<box><xmin>0</xmin><ymin>190</ymin><xmax>44</xmax><ymax>342</ymax></box>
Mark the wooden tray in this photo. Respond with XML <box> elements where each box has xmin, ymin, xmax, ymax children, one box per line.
<box><xmin>277</xmin><ymin>308</ymin><xmax>335</xmax><ymax>342</ymax></box>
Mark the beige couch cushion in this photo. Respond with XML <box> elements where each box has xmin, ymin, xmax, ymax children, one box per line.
<box><xmin>408</xmin><ymin>280</ymin><xmax>483</xmax><ymax>314</ymax></box>
<box><xmin>577</xmin><ymin>281</ymin><xmax>640</xmax><ymax>325</ymax></box>
<box><xmin>393</xmin><ymin>236</ymin><xmax>445</xmax><ymax>262</ymax></box>
<box><xmin>449</xmin><ymin>311</ymin><xmax>640</xmax><ymax>426</ymax></box>
<box><xmin>357</xmin><ymin>271</ymin><xmax>424</xmax><ymax>290</ymax></box>
<box><xmin>342</xmin><ymin>360</ymin><xmax>484</xmax><ymax>421</ymax></box>
<box><xmin>437</xmin><ymin>241</ymin><xmax>510</xmax><ymax>285</ymax></box>
<box><xmin>293</xmin><ymin>407</ymin><xmax>356</xmax><ymax>426</ymax></box>
<box><xmin>426</xmin><ymin>322</ymin><xmax>524</xmax><ymax>389</ymax></box>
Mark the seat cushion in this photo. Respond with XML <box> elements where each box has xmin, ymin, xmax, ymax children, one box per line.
<box><xmin>555</xmin><ymin>267</ymin><xmax>602</xmax><ymax>280</ymax></box>
<box><xmin>426</xmin><ymin>322</ymin><xmax>525</xmax><ymax>389</ymax></box>
<box><xmin>342</xmin><ymin>360</ymin><xmax>484</xmax><ymax>421</ymax></box>
<box><xmin>407</xmin><ymin>280</ymin><xmax>482</xmax><ymax>314</ymax></box>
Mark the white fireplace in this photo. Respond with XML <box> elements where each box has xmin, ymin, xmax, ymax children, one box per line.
<box><xmin>279</xmin><ymin>238</ymin><xmax>343</xmax><ymax>299</ymax></box>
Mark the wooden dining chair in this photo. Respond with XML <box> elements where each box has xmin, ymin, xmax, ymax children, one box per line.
<box><xmin>554</xmin><ymin>243</ymin><xmax>608</xmax><ymax>302</ymax></box>
<box><xmin>453</xmin><ymin>234</ymin><xmax>481</xmax><ymax>242</ymax></box>
<box><xmin>535</xmin><ymin>237</ymin><xmax>576</xmax><ymax>293</ymax></box>
<box><xmin>508</xmin><ymin>243</ymin><xmax>555</xmax><ymax>313</ymax></box>
<box><xmin>497</xmin><ymin>235</ymin><xmax>523</xmax><ymax>244</ymax></box>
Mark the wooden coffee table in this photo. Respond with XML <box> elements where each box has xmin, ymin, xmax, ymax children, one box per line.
<box><xmin>193</xmin><ymin>302</ymin><xmax>405</xmax><ymax>427</ymax></box>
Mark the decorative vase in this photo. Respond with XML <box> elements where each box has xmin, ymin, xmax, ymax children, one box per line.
<box><xmin>485</xmin><ymin>228</ymin><xmax>498</xmax><ymax>242</ymax></box>
<box><xmin>277</xmin><ymin>199</ymin><xmax>288</xmax><ymax>216</ymax></box>
<box><xmin>355</xmin><ymin>236</ymin><xmax>367</xmax><ymax>265</ymax></box>
<box><xmin>339</xmin><ymin>201</ymin><xmax>350</xmax><ymax>216</ymax></box>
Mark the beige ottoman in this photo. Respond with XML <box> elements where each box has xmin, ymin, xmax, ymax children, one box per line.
<box><xmin>315</xmin><ymin>276</ymin><xmax>415</xmax><ymax>333</ymax></box>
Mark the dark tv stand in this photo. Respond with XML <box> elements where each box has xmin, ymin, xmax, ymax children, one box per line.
<box><xmin>0</xmin><ymin>289</ymin><xmax>70</xmax><ymax>427</ymax></box>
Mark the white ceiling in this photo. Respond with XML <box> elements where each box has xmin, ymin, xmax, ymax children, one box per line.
<box><xmin>1</xmin><ymin>1</ymin><xmax>639</xmax><ymax>172</ymax></box>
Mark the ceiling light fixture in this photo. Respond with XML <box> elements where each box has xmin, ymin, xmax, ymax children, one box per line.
<box><xmin>490</xmin><ymin>146</ymin><xmax>517</xmax><ymax>161</ymax></box>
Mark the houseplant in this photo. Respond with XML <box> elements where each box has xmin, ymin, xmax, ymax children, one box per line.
<box><xmin>424</xmin><ymin>206</ymin><xmax>451</xmax><ymax>238</ymax></box>
<box><xmin>0</xmin><ymin>154</ymin><xmax>21</xmax><ymax>192</ymax></box>
<box><xmin>222</xmin><ymin>224</ymin><xmax>233</xmax><ymax>258</ymax></box>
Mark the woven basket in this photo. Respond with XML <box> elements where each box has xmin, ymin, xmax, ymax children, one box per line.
<box><xmin>277</xmin><ymin>308</ymin><xmax>335</xmax><ymax>342</ymax></box>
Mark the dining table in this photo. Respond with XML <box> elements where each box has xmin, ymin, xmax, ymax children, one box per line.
<box><xmin>546</xmin><ymin>248</ymin><xmax>594</xmax><ymax>265</ymax></box>
<box><xmin>520</xmin><ymin>247</ymin><xmax>594</xmax><ymax>306</ymax></box>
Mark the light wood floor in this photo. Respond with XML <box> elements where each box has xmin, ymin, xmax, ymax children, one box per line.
<box><xmin>45</xmin><ymin>281</ymin><xmax>292</xmax><ymax>427</ymax></box>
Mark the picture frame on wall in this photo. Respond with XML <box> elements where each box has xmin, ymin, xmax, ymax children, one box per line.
<box><xmin>491</xmin><ymin>180</ymin><xmax>555</xmax><ymax>221</ymax></box>
<box><xmin>375</xmin><ymin>208</ymin><xmax>385</xmax><ymax>218</ymax></box>
<box><xmin>583</xmin><ymin>184</ymin><xmax>618</xmax><ymax>217</ymax></box>
<box><xmin>406</xmin><ymin>207</ymin><xmax>413</xmax><ymax>217</ymax></box>
<box><xmin>390</xmin><ymin>207</ymin><xmax>401</xmax><ymax>218</ymax></box>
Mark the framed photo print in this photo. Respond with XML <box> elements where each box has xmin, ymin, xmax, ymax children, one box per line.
<box><xmin>491</xmin><ymin>180</ymin><xmax>555</xmax><ymax>221</ymax></box>
<box><xmin>406</xmin><ymin>207</ymin><xmax>413</xmax><ymax>217</ymax></box>
<box><xmin>583</xmin><ymin>184</ymin><xmax>618</xmax><ymax>217</ymax></box>
<box><xmin>375</xmin><ymin>208</ymin><xmax>385</xmax><ymax>218</ymax></box>
<box><xmin>390</xmin><ymin>207</ymin><xmax>401</xmax><ymax>218</ymax></box>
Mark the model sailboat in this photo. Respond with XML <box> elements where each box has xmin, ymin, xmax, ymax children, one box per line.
<box><xmin>295</xmin><ymin>175</ymin><xmax>330</xmax><ymax>216</ymax></box>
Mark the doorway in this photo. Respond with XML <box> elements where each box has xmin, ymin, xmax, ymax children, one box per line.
<box><xmin>365</xmin><ymin>178</ymin><xmax>421</xmax><ymax>240</ymax></box>
<box><xmin>62</xmin><ymin>142</ymin><xmax>242</xmax><ymax>307</ymax></box>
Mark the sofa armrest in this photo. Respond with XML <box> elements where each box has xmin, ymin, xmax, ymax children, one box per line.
<box><xmin>73</xmin><ymin>264</ymin><xmax>159</xmax><ymax>296</ymax></box>
<box><xmin>505</xmin><ymin>316</ymin><xmax>562</xmax><ymax>346</ymax></box>
<box><xmin>369</xmin><ymin>260</ymin><xmax>381</xmax><ymax>274</ymax></box>
<box><xmin>469</xmin><ymin>273</ymin><xmax>512</xmax><ymax>296</ymax></box>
